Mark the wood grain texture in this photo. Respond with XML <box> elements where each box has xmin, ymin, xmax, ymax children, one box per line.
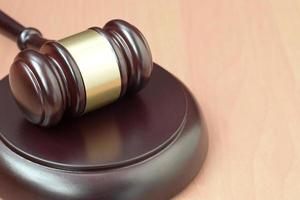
<box><xmin>0</xmin><ymin>0</ymin><xmax>299</xmax><ymax>199</ymax></box>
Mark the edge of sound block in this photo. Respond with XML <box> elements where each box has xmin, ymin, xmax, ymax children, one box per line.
<box><xmin>0</xmin><ymin>65</ymin><xmax>208</xmax><ymax>200</ymax></box>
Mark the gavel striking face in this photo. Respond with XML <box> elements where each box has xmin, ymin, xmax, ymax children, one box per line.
<box><xmin>8</xmin><ymin>20</ymin><xmax>153</xmax><ymax>127</ymax></box>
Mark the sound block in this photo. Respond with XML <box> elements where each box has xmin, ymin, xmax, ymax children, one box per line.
<box><xmin>0</xmin><ymin>64</ymin><xmax>208</xmax><ymax>200</ymax></box>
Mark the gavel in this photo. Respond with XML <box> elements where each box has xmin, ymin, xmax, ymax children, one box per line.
<box><xmin>0</xmin><ymin>10</ymin><xmax>153</xmax><ymax>127</ymax></box>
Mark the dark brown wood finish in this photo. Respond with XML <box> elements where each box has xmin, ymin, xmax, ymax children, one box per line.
<box><xmin>9</xmin><ymin>43</ymin><xmax>86</xmax><ymax>126</ymax></box>
<box><xmin>101</xmin><ymin>19</ymin><xmax>153</xmax><ymax>96</ymax></box>
<box><xmin>0</xmin><ymin>10</ymin><xmax>208</xmax><ymax>199</ymax></box>
<box><xmin>0</xmin><ymin>64</ymin><xmax>208</xmax><ymax>200</ymax></box>
<box><xmin>0</xmin><ymin>9</ymin><xmax>153</xmax><ymax>126</ymax></box>
<box><xmin>17</xmin><ymin>27</ymin><xmax>48</xmax><ymax>50</ymax></box>
<box><xmin>0</xmin><ymin>10</ymin><xmax>47</xmax><ymax>49</ymax></box>
<box><xmin>0</xmin><ymin>10</ymin><xmax>24</xmax><ymax>41</ymax></box>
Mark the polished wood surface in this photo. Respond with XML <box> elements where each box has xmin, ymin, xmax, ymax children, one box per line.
<box><xmin>0</xmin><ymin>0</ymin><xmax>300</xmax><ymax>199</ymax></box>
<box><xmin>0</xmin><ymin>64</ymin><xmax>207</xmax><ymax>200</ymax></box>
<box><xmin>2</xmin><ymin>12</ymin><xmax>153</xmax><ymax>126</ymax></box>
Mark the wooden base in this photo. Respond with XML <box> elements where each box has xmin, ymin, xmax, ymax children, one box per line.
<box><xmin>0</xmin><ymin>64</ymin><xmax>208</xmax><ymax>200</ymax></box>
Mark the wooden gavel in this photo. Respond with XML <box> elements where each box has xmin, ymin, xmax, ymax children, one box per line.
<box><xmin>0</xmin><ymin>10</ymin><xmax>153</xmax><ymax>127</ymax></box>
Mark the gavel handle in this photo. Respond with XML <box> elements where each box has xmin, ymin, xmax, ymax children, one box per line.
<box><xmin>0</xmin><ymin>10</ymin><xmax>25</xmax><ymax>41</ymax></box>
<box><xmin>0</xmin><ymin>10</ymin><xmax>47</xmax><ymax>50</ymax></box>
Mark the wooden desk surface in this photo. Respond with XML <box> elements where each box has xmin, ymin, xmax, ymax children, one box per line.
<box><xmin>0</xmin><ymin>0</ymin><xmax>300</xmax><ymax>199</ymax></box>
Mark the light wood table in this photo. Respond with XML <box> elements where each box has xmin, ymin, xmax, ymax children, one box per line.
<box><xmin>0</xmin><ymin>0</ymin><xmax>300</xmax><ymax>199</ymax></box>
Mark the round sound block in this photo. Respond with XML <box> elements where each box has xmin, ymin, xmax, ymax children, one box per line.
<box><xmin>0</xmin><ymin>64</ymin><xmax>208</xmax><ymax>200</ymax></box>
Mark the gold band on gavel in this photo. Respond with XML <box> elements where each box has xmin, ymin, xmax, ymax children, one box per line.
<box><xmin>59</xmin><ymin>29</ymin><xmax>121</xmax><ymax>113</ymax></box>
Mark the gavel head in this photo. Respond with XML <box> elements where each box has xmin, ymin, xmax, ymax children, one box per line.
<box><xmin>9</xmin><ymin>20</ymin><xmax>153</xmax><ymax>127</ymax></box>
